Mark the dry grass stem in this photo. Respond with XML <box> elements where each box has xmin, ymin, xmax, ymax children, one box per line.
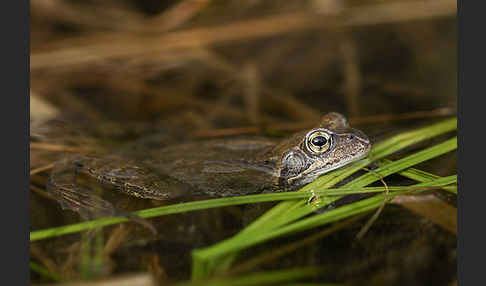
<box><xmin>30</xmin><ymin>163</ymin><xmax>56</xmax><ymax>175</ymax></box>
<box><xmin>191</xmin><ymin>108</ymin><xmax>456</xmax><ymax>137</ymax></box>
<box><xmin>31</xmin><ymin>244</ymin><xmax>61</xmax><ymax>278</ymax></box>
<box><xmin>30</xmin><ymin>143</ymin><xmax>95</xmax><ymax>153</ymax></box>
<box><xmin>392</xmin><ymin>194</ymin><xmax>457</xmax><ymax>234</ymax></box>
<box><xmin>31</xmin><ymin>0</ymin><xmax>455</xmax><ymax>72</ymax></box>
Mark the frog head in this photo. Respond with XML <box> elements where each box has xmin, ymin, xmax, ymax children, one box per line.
<box><xmin>271</xmin><ymin>112</ymin><xmax>371</xmax><ymax>188</ymax></box>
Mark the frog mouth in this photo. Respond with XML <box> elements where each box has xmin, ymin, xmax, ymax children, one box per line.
<box><xmin>296</xmin><ymin>146</ymin><xmax>372</xmax><ymax>186</ymax></box>
<box><xmin>323</xmin><ymin>149</ymin><xmax>370</xmax><ymax>173</ymax></box>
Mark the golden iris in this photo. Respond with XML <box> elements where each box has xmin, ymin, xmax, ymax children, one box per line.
<box><xmin>306</xmin><ymin>131</ymin><xmax>331</xmax><ymax>154</ymax></box>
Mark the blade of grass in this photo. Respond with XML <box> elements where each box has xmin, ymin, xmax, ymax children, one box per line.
<box><xmin>30</xmin><ymin>261</ymin><xmax>63</xmax><ymax>282</ymax></box>
<box><xmin>30</xmin><ymin>179</ymin><xmax>454</xmax><ymax>242</ymax></box>
<box><xmin>378</xmin><ymin>159</ymin><xmax>457</xmax><ymax>194</ymax></box>
<box><xmin>345</xmin><ymin>137</ymin><xmax>456</xmax><ymax>188</ymax></box>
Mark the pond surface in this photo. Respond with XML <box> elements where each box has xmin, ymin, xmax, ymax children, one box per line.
<box><xmin>30</xmin><ymin>1</ymin><xmax>457</xmax><ymax>285</ymax></box>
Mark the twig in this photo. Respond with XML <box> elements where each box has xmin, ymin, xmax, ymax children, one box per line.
<box><xmin>30</xmin><ymin>244</ymin><xmax>61</xmax><ymax>279</ymax></box>
<box><xmin>30</xmin><ymin>163</ymin><xmax>56</xmax><ymax>175</ymax></box>
<box><xmin>30</xmin><ymin>143</ymin><xmax>94</xmax><ymax>153</ymax></box>
<box><xmin>30</xmin><ymin>184</ymin><xmax>54</xmax><ymax>200</ymax></box>
<box><xmin>145</xmin><ymin>0</ymin><xmax>213</xmax><ymax>32</ymax></box>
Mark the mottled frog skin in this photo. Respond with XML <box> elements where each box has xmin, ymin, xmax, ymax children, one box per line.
<box><xmin>49</xmin><ymin>112</ymin><xmax>371</xmax><ymax>204</ymax></box>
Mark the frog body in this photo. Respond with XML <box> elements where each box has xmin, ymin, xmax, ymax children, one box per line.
<box><xmin>49</xmin><ymin>112</ymin><xmax>371</xmax><ymax>203</ymax></box>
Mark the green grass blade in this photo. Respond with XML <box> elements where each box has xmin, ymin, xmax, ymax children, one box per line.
<box><xmin>377</xmin><ymin>159</ymin><xmax>457</xmax><ymax>194</ymax></box>
<box><xmin>30</xmin><ymin>261</ymin><xmax>62</xmax><ymax>282</ymax></box>
<box><xmin>345</xmin><ymin>137</ymin><xmax>456</xmax><ymax>188</ymax></box>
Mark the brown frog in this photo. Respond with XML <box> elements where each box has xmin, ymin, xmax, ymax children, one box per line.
<box><xmin>48</xmin><ymin>112</ymin><xmax>371</xmax><ymax>216</ymax></box>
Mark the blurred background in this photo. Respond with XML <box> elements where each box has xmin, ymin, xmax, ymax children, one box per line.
<box><xmin>30</xmin><ymin>0</ymin><xmax>456</xmax><ymax>139</ymax></box>
<box><xmin>30</xmin><ymin>0</ymin><xmax>457</xmax><ymax>285</ymax></box>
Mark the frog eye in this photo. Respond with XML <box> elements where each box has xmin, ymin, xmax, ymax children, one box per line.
<box><xmin>306</xmin><ymin>131</ymin><xmax>332</xmax><ymax>154</ymax></box>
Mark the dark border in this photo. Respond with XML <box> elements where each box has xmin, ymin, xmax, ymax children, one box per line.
<box><xmin>0</xmin><ymin>0</ymin><xmax>30</xmax><ymax>284</ymax></box>
<box><xmin>458</xmin><ymin>0</ymin><xmax>484</xmax><ymax>285</ymax></box>
<box><xmin>456</xmin><ymin>1</ymin><xmax>462</xmax><ymax>285</ymax></box>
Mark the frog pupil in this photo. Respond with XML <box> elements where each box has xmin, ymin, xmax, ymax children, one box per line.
<box><xmin>311</xmin><ymin>136</ymin><xmax>327</xmax><ymax>147</ymax></box>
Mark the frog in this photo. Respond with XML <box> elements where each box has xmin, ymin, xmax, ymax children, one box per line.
<box><xmin>47</xmin><ymin>112</ymin><xmax>371</xmax><ymax>217</ymax></box>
